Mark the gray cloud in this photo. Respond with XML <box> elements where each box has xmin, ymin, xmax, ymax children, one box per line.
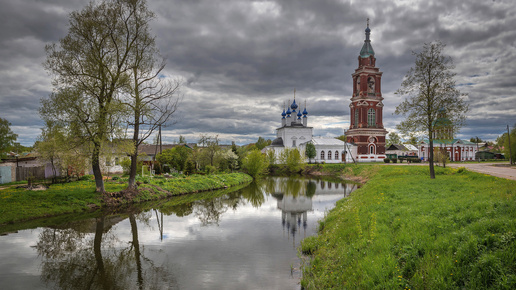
<box><xmin>0</xmin><ymin>0</ymin><xmax>515</xmax><ymax>146</ymax></box>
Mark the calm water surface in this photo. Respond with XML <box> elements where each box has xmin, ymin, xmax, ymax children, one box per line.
<box><xmin>0</xmin><ymin>176</ymin><xmax>357</xmax><ymax>289</ymax></box>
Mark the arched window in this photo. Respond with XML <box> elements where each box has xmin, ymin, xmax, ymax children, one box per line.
<box><xmin>369</xmin><ymin>144</ymin><xmax>376</xmax><ymax>155</ymax></box>
<box><xmin>328</xmin><ymin>150</ymin><xmax>332</xmax><ymax>160</ymax></box>
<box><xmin>320</xmin><ymin>151</ymin><xmax>325</xmax><ymax>160</ymax></box>
<box><xmin>335</xmin><ymin>151</ymin><xmax>339</xmax><ymax>160</ymax></box>
<box><xmin>354</xmin><ymin>109</ymin><xmax>359</xmax><ymax>127</ymax></box>
<box><xmin>368</xmin><ymin>108</ymin><xmax>375</xmax><ymax>127</ymax></box>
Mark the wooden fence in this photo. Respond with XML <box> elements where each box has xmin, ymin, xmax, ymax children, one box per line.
<box><xmin>16</xmin><ymin>166</ymin><xmax>46</xmax><ymax>181</ymax></box>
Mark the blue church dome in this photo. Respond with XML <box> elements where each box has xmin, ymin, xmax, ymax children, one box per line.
<box><xmin>291</xmin><ymin>99</ymin><xmax>298</xmax><ymax>110</ymax></box>
<box><xmin>281</xmin><ymin>109</ymin><xmax>286</xmax><ymax>118</ymax></box>
<box><xmin>303</xmin><ymin>108</ymin><xmax>308</xmax><ymax>115</ymax></box>
<box><xmin>286</xmin><ymin>108</ymin><xmax>291</xmax><ymax>115</ymax></box>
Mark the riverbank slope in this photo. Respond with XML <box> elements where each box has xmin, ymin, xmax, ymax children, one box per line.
<box><xmin>0</xmin><ymin>173</ymin><xmax>252</xmax><ymax>225</ymax></box>
<box><xmin>301</xmin><ymin>165</ymin><xmax>516</xmax><ymax>289</ymax></box>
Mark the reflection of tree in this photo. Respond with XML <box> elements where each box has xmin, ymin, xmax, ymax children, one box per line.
<box><xmin>306</xmin><ymin>180</ymin><xmax>316</xmax><ymax>197</ymax></box>
<box><xmin>35</xmin><ymin>214</ymin><xmax>176</xmax><ymax>289</ymax></box>
<box><xmin>240</xmin><ymin>181</ymin><xmax>266</xmax><ymax>208</ymax></box>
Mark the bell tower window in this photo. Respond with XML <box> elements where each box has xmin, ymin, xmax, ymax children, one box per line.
<box><xmin>354</xmin><ymin>109</ymin><xmax>359</xmax><ymax>127</ymax></box>
<box><xmin>367</xmin><ymin>108</ymin><xmax>376</xmax><ymax>127</ymax></box>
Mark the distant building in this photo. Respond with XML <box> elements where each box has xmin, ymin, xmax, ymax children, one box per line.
<box><xmin>418</xmin><ymin>108</ymin><xmax>477</xmax><ymax>161</ymax></box>
<box><xmin>346</xmin><ymin>20</ymin><xmax>387</xmax><ymax>162</ymax></box>
<box><xmin>385</xmin><ymin>144</ymin><xmax>418</xmax><ymax>158</ymax></box>
<box><xmin>265</xmin><ymin>99</ymin><xmax>355</xmax><ymax>163</ymax></box>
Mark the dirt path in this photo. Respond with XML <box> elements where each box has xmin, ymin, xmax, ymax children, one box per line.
<box><xmin>447</xmin><ymin>162</ymin><xmax>516</xmax><ymax>181</ymax></box>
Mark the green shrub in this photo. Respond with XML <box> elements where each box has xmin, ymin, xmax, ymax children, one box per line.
<box><xmin>392</xmin><ymin>158</ymin><xmax>398</xmax><ymax>163</ymax></box>
<box><xmin>205</xmin><ymin>165</ymin><xmax>217</xmax><ymax>175</ymax></box>
<box><xmin>384</xmin><ymin>158</ymin><xmax>391</xmax><ymax>163</ymax></box>
<box><xmin>243</xmin><ymin>149</ymin><xmax>269</xmax><ymax>178</ymax></box>
<box><xmin>80</xmin><ymin>175</ymin><xmax>93</xmax><ymax>181</ymax></box>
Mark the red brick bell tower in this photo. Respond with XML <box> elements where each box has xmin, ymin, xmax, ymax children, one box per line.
<box><xmin>346</xmin><ymin>19</ymin><xmax>387</xmax><ymax>159</ymax></box>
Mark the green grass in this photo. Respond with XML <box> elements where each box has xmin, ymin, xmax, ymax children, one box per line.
<box><xmin>0</xmin><ymin>173</ymin><xmax>252</xmax><ymax>225</ymax></box>
<box><xmin>300</xmin><ymin>165</ymin><xmax>516</xmax><ymax>289</ymax></box>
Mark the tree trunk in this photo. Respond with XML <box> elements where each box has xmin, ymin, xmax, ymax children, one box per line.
<box><xmin>130</xmin><ymin>214</ymin><xmax>144</xmax><ymax>289</ymax></box>
<box><xmin>128</xmin><ymin>67</ymin><xmax>141</xmax><ymax>189</ymax></box>
<box><xmin>92</xmin><ymin>143</ymin><xmax>105</xmax><ymax>193</ymax></box>
<box><xmin>429</xmin><ymin>138</ymin><xmax>435</xmax><ymax>179</ymax></box>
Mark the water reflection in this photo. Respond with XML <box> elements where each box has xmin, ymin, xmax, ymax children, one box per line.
<box><xmin>0</xmin><ymin>177</ymin><xmax>357</xmax><ymax>290</ymax></box>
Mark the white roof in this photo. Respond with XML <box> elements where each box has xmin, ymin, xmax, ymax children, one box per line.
<box><xmin>402</xmin><ymin>144</ymin><xmax>418</xmax><ymax>151</ymax></box>
<box><xmin>311</xmin><ymin>137</ymin><xmax>345</xmax><ymax>146</ymax></box>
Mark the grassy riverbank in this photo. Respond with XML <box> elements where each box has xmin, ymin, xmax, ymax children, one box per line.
<box><xmin>0</xmin><ymin>173</ymin><xmax>252</xmax><ymax>225</ymax></box>
<box><xmin>301</xmin><ymin>165</ymin><xmax>516</xmax><ymax>289</ymax></box>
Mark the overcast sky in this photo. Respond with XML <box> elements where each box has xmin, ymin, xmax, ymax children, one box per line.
<box><xmin>1</xmin><ymin>0</ymin><xmax>515</xmax><ymax>146</ymax></box>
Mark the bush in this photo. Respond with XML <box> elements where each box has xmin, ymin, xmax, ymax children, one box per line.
<box><xmin>384</xmin><ymin>158</ymin><xmax>391</xmax><ymax>163</ymax></box>
<box><xmin>204</xmin><ymin>165</ymin><xmax>217</xmax><ymax>175</ymax></box>
<box><xmin>242</xmin><ymin>149</ymin><xmax>269</xmax><ymax>178</ymax></box>
<box><xmin>80</xmin><ymin>174</ymin><xmax>94</xmax><ymax>181</ymax></box>
<box><xmin>392</xmin><ymin>158</ymin><xmax>398</xmax><ymax>163</ymax></box>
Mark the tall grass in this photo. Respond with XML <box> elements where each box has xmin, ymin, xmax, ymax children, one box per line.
<box><xmin>301</xmin><ymin>165</ymin><xmax>516</xmax><ymax>289</ymax></box>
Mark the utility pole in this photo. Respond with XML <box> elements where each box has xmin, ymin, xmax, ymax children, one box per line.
<box><xmin>508</xmin><ymin>125</ymin><xmax>513</xmax><ymax>165</ymax></box>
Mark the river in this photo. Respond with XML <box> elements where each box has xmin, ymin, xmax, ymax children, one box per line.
<box><xmin>0</xmin><ymin>176</ymin><xmax>357</xmax><ymax>290</ymax></box>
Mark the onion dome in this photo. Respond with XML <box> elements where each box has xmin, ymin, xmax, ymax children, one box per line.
<box><xmin>303</xmin><ymin>107</ymin><xmax>308</xmax><ymax>117</ymax></box>
<box><xmin>297</xmin><ymin>110</ymin><xmax>302</xmax><ymax>119</ymax></box>
<box><xmin>286</xmin><ymin>107</ymin><xmax>291</xmax><ymax>116</ymax></box>
<box><xmin>291</xmin><ymin>99</ymin><xmax>298</xmax><ymax>110</ymax></box>
<box><xmin>360</xmin><ymin>19</ymin><xmax>375</xmax><ymax>58</ymax></box>
<box><xmin>281</xmin><ymin>109</ymin><xmax>286</xmax><ymax>119</ymax></box>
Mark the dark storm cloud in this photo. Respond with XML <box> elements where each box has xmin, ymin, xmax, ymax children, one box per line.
<box><xmin>0</xmin><ymin>0</ymin><xmax>515</xmax><ymax>145</ymax></box>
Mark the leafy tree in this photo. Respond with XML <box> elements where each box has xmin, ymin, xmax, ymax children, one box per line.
<box><xmin>120</xmin><ymin>0</ymin><xmax>182</xmax><ymax>189</ymax></box>
<box><xmin>406</xmin><ymin>133</ymin><xmax>421</xmax><ymax>146</ymax></box>
<box><xmin>305</xmin><ymin>142</ymin><xmax>316</xmax><ymax>164</ymax></box>
<box><xmin>156</xmin><ymin>146</ymin><xmax>191</xmax><ymax>172</ymax></box>
<box><xmin>470</xmin><ymin>136</ymin><xmax>483</xmax><ymax>144</ymax></box>
<box><xmin>435</xmin><ymin>148</ymin><xmax>449</xmax><ymax>168</ymax></box>
<box><xmin>217</xmin><ymin>149</ymin><xmax>239</xmax><ymax>172</ymax></box>
<box><xmin>200</xmin><ymin>135</ymin><xmax>220</xmax><ymax>167</ymax></box>
<box><xmin>279</xmin><ymin>148</ymin><xmax>303</xmax><ymax>173</ymax></box>
<box><xmin>395</xmin><ymin>41</ymin><xmax>468</xmax><ymax>179</ymax></box>
<box><xmin>386</xmin><ymin>132</ymin><xmax>402</xmax><ymax>147</ymax></box>
<box><xmin>242</xmin><ymin>150</ymin><xmax>269</xmax><ymax>178</ymax></box>
<box><xmin>0</xmin><ymin>117</ymin><xmax>17</xmax><ymax>158</ymax></box>
<box><xmin>335</xmin><ymin>135</ymin><xmax>347</xmax><ymax>142</ymax></box>
<box><xmin>179</xmin><ymin>135</ymin><xmax>186</xmax><ymax>144</ymax></box>
<box><xmin>42</xmin><ymin>0</ymin><xmax>153</xmax><ymax>192</ymax></box>
<box><xmin>286</xmin><ymin>148</ymin><xmax>303</xmax><ymax>173</ymax></box>
<box><xmin>255</xmin><ymin>137</ymin><xmax>271</xmax><ymax>150</ymax></box>
<box><xmin>503</xmin><ymin>125</ymin><xmax>516</xmax><ymax>164</ymax></box>
<box><xmin>35</xmin><ymin>120</ymin><xmax>66</xmax><ymax>182</ymax></box>
<box><xmin>266</xmin><ymin>149</ymin><xmax>276</xmax><ymax>165</ymax></box>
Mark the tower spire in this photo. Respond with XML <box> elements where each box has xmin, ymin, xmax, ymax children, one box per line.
<box><xmin>360</xmin><ymin>18</ymin><xmax>375</xmax><ymax>58</ymax></box>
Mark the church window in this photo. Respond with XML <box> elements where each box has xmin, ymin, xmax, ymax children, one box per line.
<box><xmin>369</xmin><ymin>144</ymin><xmax>375</xmax><ymax>154</ymax></box>
<box><xmin>320</xmin><ymin>151</ymin><xmax>325</xmax><ymax>160</ymax></box>
<box><xmin>292</xmin><ymin>140</ymin><xmax>296</xmax><ymax>147</ymax></box>
<box><xmin>328</xmin><ymin>151</ymin><xmax>332</xmax><ymax>160</ymax></box>
<box><xmin>335</xmin><ymin>151</ymin><xmax>339</xmax><ymax>160</ymax></box>
<box><xmin>354</xmin><ymin>109</ymin><xmax>359</xmax><ymax>127</ymax></box>
<box><xmin>367</xmin><ymin>108</ymin><xmax>375</xmax><ymax>127</ymax></box>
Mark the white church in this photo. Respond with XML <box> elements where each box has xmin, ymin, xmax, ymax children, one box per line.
<box><xmin>265</xmin><ymin>99</ymin><xmax>357</xmax><ymax>164</ymax></box>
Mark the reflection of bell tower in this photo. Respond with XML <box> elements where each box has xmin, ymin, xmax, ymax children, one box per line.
<box><xmin>347</xmin><ymin>19</ymin><xmax>387</xmax><ymax>157</ymax></box>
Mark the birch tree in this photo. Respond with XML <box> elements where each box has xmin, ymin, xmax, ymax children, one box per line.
<box><xmin>395</xmin><ymin>41</ymin><xmax>468</xmax><ymax>179</ymax></box>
